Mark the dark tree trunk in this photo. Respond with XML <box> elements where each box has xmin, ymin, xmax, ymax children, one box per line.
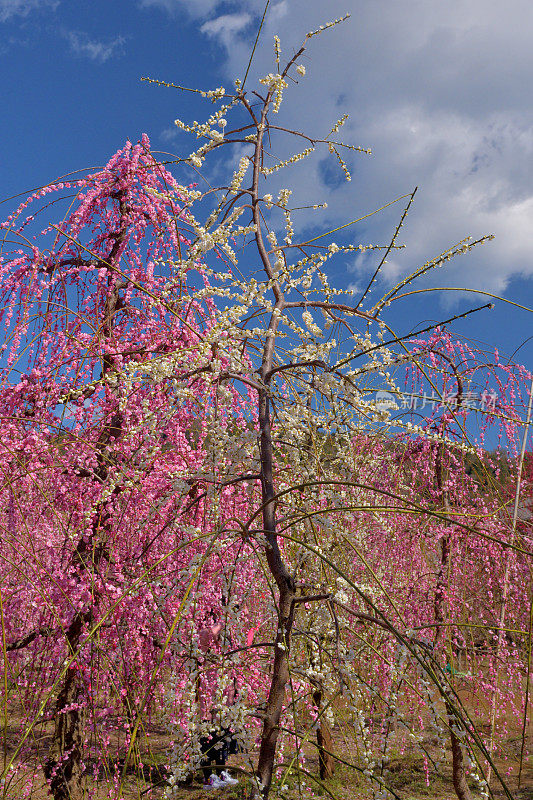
<box><xmin>44</xmin><ymin>200</ymin><xmax>127</xmax><ymax>800</ymax></box>
<box><xmin>255</xmin><ymin>384</ymin><xmax>296</xmax><ymax>798</ymax></box>
<box><xmin>313</xmin><ymin>688</ymin><xmax>335</xmax><ymax>780</ymax></box>
<box><xmin>448</xmin><ymin>707</ymin><xmax>473</xmax><ymax>800</ymax></box>
<box><xmin>44</xmin><ymin>611</ymin><xmax>91</xmax><ymax>800</ymax></box>
<box><xmin>256</xmin><ymin>585</ymin><xmax>295</xmax><ymax>795</ymax></box>
<box><xmin>435</xmin><ymin>442</ymin><xmax>472</xmax><ymax>800</ymax></box>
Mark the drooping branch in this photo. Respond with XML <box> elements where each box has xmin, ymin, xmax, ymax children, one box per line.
<box><xmin>6</xmin><ymin>627</ymin><xmax>55</xmax><ymax>652</ymax></box>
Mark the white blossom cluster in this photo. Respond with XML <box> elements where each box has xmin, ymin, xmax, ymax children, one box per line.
<box><xmin>377</xmin><ymin>234</ymin><xmax>494</xmax><ymax>313</ymax></box>
<box><xmin>328</xmin><ymin>142</ymin><xmax>352</xmax><ymax>181</ymax></box>
<box><xmin>174</xmin><ymin>93</ymin><xmax>239</xmax><ymax>170</ymax></box>
<box><xmin>274</xmin><ymin>35</ymin><xmax>281</xmax><ymax>67</ymax></box>
<box><xmin>328</xmin><ymin>113</ymin><xmax>349</xmax><ymax>136</ymax></box>
<box><xmin>229</xmin><ymin>156</ymin><xmax>250</xmax><ymax>195</ymax></box>
<box><xmin>258</xmin><ymin>72</ymin><xmax>288</xmax><ymax>113</ymax></box>
<box><xmin>260</xmin><ymin>145</ymin><xmax>315</xmax><ymax>175</ymax></box>
<box><xmin>306</xmin><ymin>14</ymin><xmax>351</xmax><ymax>39</ymax></box>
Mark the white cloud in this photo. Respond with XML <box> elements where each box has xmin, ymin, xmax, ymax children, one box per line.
<box><xmin>138</xmin><ymin>0</ymin><xmax>219</xmax><ymax>19</ymax></box>
<box><xmin>200</xmin><ymin>13</ymin><xmax>251</xmax><ymax>47</ymax></box>
<box><xmin>0</xmin><ymin>0</ymin><xmax>57</xmax><ymax>23</ymax></box>
<box><xmin>158</xmin><ymin>0</ymin><xmax>533</xmax><ymax>299</ymax></box>
<box><xmin>65</xmin><ymin>31</ymin><xmax>126</xmax><ymax>63</ymax></box>
<box><xmin>139</xmin><ymin>0</ymin><xmax>275</xmax><ymax>22</ymax></box>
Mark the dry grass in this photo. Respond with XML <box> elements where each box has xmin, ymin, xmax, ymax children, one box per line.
<box><xmin>2</xmin><ymin>708</ymin><xmax>532</xmax><ymax>800</ymax></box>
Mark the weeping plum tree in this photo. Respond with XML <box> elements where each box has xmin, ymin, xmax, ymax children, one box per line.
<box><xmin>1</xmin><ymin>12</ymin><xmax>532</xmax><ymax>800</ymax></box>
<box><xmin>389</xmin><ymin>332</ymin><xmax>532</xmax><ymax>800</ymax></box>
<box><xmin>0</xmin><ymin>140</ymin><xmax>266</xmax><ymax>799</ymax></box>
<box><xmin>152</xmin><ymin>18</ymin><xmax>530</xmax><ymax>798</ymax></box>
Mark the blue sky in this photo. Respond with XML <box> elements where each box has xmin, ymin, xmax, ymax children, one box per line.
<box><xmin>1</xmin><ymin>0</ymin><xmax>533</xmax><ymax>372</ymax></box>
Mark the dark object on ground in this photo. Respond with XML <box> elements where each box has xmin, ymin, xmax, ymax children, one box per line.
<box><xmin>199</xmin><ymin>728</ymin><xmax>240</xmax><ymax>778</ymax></box>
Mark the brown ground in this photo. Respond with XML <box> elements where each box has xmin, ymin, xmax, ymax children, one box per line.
<box><xmin>1</xmin><ymin>709</ymin><xmax>532</xmax><ymax>800</ymax></box>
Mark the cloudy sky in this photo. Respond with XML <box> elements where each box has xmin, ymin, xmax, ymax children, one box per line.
<box><xmin>1</xmin><ymin>0</ymin><xmax>532</xmax><ymax>363</ymax></box>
